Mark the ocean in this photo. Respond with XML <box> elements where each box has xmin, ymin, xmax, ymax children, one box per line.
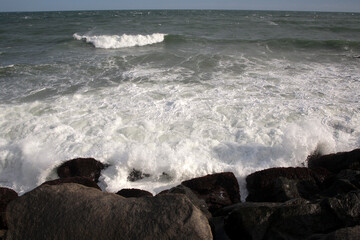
<box><xmin>0</xmin><ymin>10</ymin><xmax>359</xmax><ymax>197</ymax></box>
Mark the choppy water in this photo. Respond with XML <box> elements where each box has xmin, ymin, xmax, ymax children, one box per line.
<box><xmin>0</xmin><ymin>10</ymin><xmax>359</xmax><ymax>196</ymax></box>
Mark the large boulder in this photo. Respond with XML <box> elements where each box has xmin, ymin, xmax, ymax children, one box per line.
<box><xmin>223</xmin><ymin>202</ymin><xmax>280</xmax><ymax>240</ymax></box>
<box><xmin>6</xmin><ymin>183</ymin><xmax>212</xmax><ymax>240</ymax></box>
<box><xmin>57</xmin><ymin>158</ymin><xmax>107</xmax><ymax>182</ymax></box>
<box><xmin>182</xmin><ymin>172</ymin><xmax>240</xmax><ymax>213</ymax></box>
<box><xmin>0</xmin><ymin>188</ymin><xmax>18</xmax><ymax>229</ymax></box>
<box><xmin>321</xmin><ymin>190</ymin><xmax>360</xmax><ymax>226</ymax></box>
<box><xmin>246</xmin><ymin>167</ymin><xmax>330</xmax><ymax>202</ymax></box>
<box><xmin>320</xmin><ymin>170</ymin><xmax>360</xmax><ymax>197</ymax></box>
<box><xmin>308</xmin><ymin>149</ymin><xmax>360</xmax><ymax>173</ymax></box>
<box><xmin>41</xmin><ymin>176</ymin><xmax>101</xmax><ymax>190</ymax></box>
<box><xmin>159</xmin><ymin>185</ymin><xmax>211</xmax><ymax>219</ymax></box>
<box><xmin>116</xmin><ymin>188</ymin><xmax>153</xmax><ymax>198</ymax></box>
<box><xmin>221</xmin><ymin>191</ymin><xmax>360</xmax><ymax>240</ymax></box>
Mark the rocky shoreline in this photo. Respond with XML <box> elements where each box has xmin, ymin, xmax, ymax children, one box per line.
<box><xmin>1</xmin><ymin>149</ymin><xmax>359</xmax><ymax>239</ymax></box>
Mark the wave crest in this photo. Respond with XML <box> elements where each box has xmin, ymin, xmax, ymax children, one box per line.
<box><xmin>73</xmin><ymin>33</ymin><xmax>167</xmax><ymax>49</ymax></box>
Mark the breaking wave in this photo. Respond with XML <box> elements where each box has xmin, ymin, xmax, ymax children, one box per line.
<box><xmin>73</xmin><ymin>33</ymin><xmax>167</xmax><ymax>49</ymax></box>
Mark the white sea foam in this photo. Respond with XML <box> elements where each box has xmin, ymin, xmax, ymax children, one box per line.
<box><xmin>268</xmin><ymin>21</ymin><xmax>278</xmax><ymax>26</ymax></box>
<box><xmin>1</xmin><ymin>59</ymin><xmax>359</xmax><ymax>197</ymax></box>
<box><xmin>0</xmin><ymin>64</ymin><xmax>14</xmax><ymax>69</ymax></box>
<box><xmin>1</xmin><ymin>37</ymin><xmax>360</xmax><ymax>198</ymax></box>
<box><xmin>73</xmin><ymin>33</ymin><xmax>167</xmax><ymax>49</ymax></box>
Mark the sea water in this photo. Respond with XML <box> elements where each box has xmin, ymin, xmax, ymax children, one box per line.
<box><xmin>0</xmin><ymin>10</ymin><xmax>359</xmax><ymax>197</ymax></box>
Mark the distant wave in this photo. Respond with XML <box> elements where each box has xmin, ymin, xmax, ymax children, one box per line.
<box><xmin>73</xmin><ymin>33</ymin><xmax>167</xmax><ymax>49</ymax></box>
<box><xmin>263</xmin><ymin>38</ymin><xmax>360</xmax><ymax>51</ymax></box>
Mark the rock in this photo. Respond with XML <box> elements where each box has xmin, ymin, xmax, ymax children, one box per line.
<box><xmin>209</xmin><ymin>216</ymin><xmax>231</xmax><ymax>240</ymax></box>
<box><xmin>161</xmin><ymin>185</ymin><xmax>211</xmax><ymax>219</ymax></box>
<box><xmin>321</xmin><ymin>191</ymin><xmax>360</xmax><ymax>226</ymax></box>
<box><xmin>41</xmin><ymin>177</ymin><xmax>101</xmax><ymax>190</ymax></box>
<box><xmin>224</xmin><ymin>202</ymin><xmax>279</xmax><ymax>240</ymax></box>
<box><xmin>57</xmin><ymin>158</ymin><xmax>107</xmax><ymax>182</ymax></box>
<box><xmin>222</xmin><ymin>200</ymin><xmax>329</xmax><ymax>240</ymax></box>
<box><xmin>320</xmin><ymin>170</ymin><xmax>360</xmax><ymax>198</ymax></box>
<box><xmin>0</xmin><ymin>230</ymin><xmax>6</xmax><ymax>239</ymax></box>
<box><xmin>246</xmin><ymin>167</ymin><xmax>329</xmax><ymax>202</ymax></box>
<box><xmin>336</xmin><ymin>170</ymin><xmax>360</xmax><ymax>188</ymax></box>
<box><xmin>308</xmin><ymin>149</ymin><xmax>360</xmax><ymax>173</ymax></box>
<box><xmin>264</xmin><ymin>202</ymin><xmax>337</xmax><ymax>240</ymax></box>
<box><xmin>116</xmin><ymin>188</ymin><xmax>153</xmax><ymax>198</ymax></box>
<box><xmin>182</xmin><ymin>172</ymin><xmax>240</xmax><ymax>213</ymax></box>
<box><xmin>127</xmin><ymin>168</ymin><xmax>150</xmax><ymax>182</ymax></box>
<box><xmin>6</xmin><ymin>183</ymin><xmax>212</xmax><ymax>240</ymax></box>
<box><xmin>221</xmin><ymin>191</ymin><xmax>360</xmax><ymax>240</ymax></box>
<box><xmin>0</xmin><ymin>188</ymin><xmax>18</xmax><ymax>229</ymax></box>
<box><xmin>306</xmin><ymin>225</ymin><xmax>360</xmax><ymax>240</ymax></box>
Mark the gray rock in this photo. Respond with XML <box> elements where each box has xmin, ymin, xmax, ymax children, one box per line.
<box><xmin>321</xmin><ymin>190</ymin><xmax>360</xmax><ymax>226</ymax></box>
<box><xmin>41</xmin><ymin>176</ymin><xmax>101</xmax><ymax>190</ymax></box>
<box><xmin>164</xmin><ymin>185</ymin><xmax>211</xmax><ymax>219</ymax></box>
<box><xmin>182</xmin><ymin>172</ymin><xmax>240</xmax><ymax>213</ymax></box>
<box><xmin>6</xmin><ymin>183</ymin><xmax>212</xmax><ymax>240</ymax></box>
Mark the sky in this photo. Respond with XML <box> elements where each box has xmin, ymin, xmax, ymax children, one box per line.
<box><xmin>1</xmin><ymin>0</ymin><xmax>360</xmax><ymax>13</ymax></box>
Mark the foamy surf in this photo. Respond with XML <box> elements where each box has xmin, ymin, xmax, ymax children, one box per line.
<box><xmin>73</xmin><ymin>33</ymin><xmax>167</xmax><ymax>49</ymax></box>
<box><xmin>1</xmin><ymin>10</ymin><xmax>360</xmax><ymax>199</ymax></box>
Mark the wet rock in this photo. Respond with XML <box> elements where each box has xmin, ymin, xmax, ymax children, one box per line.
<box><xmin>116</xmin><ymin>188</ymin><xmax>153</xmax><ymax>198</ymax></box>
<box><xmin>41</xmin><ymin>176</ymin><xmax>101</xmax><ymax>190</ymax></box>
<box><xmin>6</xmin><ymin>183</ymin><xmax>212</xmax><ymax>240</ymax></box>
<box><xmin>321</xmin><ymin>190</ymin><xmax>360</xmax><ymax>226</ymax></box>
<box><xmin>57</xmin><ymin>158</ymin><xmax>107</xmax><ymax>182</ymax></box>
<box><xmin>336</xmin><ymin>169</ymin><xmax>360</xmax><ymax>188</ymax></box>
<box><xmin>209</xmin><ymin>216</ymin><xmax>231</xmax><ymax>240</ymax></box>
<box><xmin>127</xmin><ymin>168</ymin><xmax>150</xmax><ymax>182</ymax></box>
<box><xmin>223</xmin><ymin>201</ymin><xmax>325</xmax><ymax>240</ymax></box>
<box><xmin>224</xmin><ymin>202</ymin><xmax>279</xmax><ymax>240</ymax></box>
<box><xmin>0</xmin><ymin>188</ymin><xmax>18</xmax><ymax>229</ymax></box>
<box><xmin>246</xmin><ymin>167</ymin><xmax>329</xmax><ymax>202</ymax></box>
<box><xmin>182</xmin><ymin>172</ymin><xmax>240</xmax><ymax>213</ymax></box>
<box><xmin>161</xmin><ymin>185</ymin><xmax>211</xmax><ymax>219</ymax></box>
<box><xmin>222</xmin><ymin>191</ymin><xmax>360</xmax><ymax>240</ymax></box>
<box><xmin>320</xmin><ymin>170</ymin><xmax>360</xmax><ymax>198</ymax></box>
<box><xmin>308</xmin><ymin>149</ymin><xmax>360</xmax><ymax>173</ymax></box>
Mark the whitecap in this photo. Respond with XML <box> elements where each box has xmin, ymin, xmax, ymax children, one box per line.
<box><xmin>73</xmin><ymin>33</ymin><xmax>167</xmax><ymax>49</ymax></box>
<box><xmin>268</xmin><ymin>21</ymin><xmax>278</xmax><ymax>26</ymax></box>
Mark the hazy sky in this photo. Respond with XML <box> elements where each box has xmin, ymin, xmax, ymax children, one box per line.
<box><xmin>1</xmin><ymin>0</ymin><xmax>360</xmax><ymax>12</ymax></box>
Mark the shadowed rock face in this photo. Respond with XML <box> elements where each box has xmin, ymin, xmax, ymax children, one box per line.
<box><xmin>5</xmin><ymin>184</ymin><xmax>213</xmax><ymax>240</ymax></box>
<box><xmin>221</xmin><ymin>191</ymin><xmax>360</xmax><ymax>240</ymax></box>
<box><xmin>246</xmin><ymin>167</ymin><xmax>330</xmax><ymax>202</ymax></box>
<box><xmin>308</xmin><ymin>149</ymin><xmax>360</xmax><ymax>173</ymax></box>
<box><xmin>116</xmin><ymin>188</ymin><xmax>153</xmax><ymax>198</ymax></box>
<box><xmin>0</xmin><ymin>188</ymin><xmax>18</xmax><ymax>230</ymax></box>
<box><xmin>41</xmin><ymin>177</ymin><xmax>101</xmax><ymax>190</ymax></box>
<box><xmin>182</xmin><ymin>172</ymin><xmax>240</xmax><ymax>213</ymax></box>
<box><xmin>306</xmin><ymin>226</ymin><xmax>360</xmax><ymax>240</ymax></box>
<box><xmin>57</xmin><ymin>158</ymin><xmax>107</xmax><ymax>182</ymax></box>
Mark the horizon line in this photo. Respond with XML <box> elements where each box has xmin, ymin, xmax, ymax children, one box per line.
<box><xmin>1</xmin><ymin>8</ymin><xmax>360</xmax><ymax>14</ymax></box>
